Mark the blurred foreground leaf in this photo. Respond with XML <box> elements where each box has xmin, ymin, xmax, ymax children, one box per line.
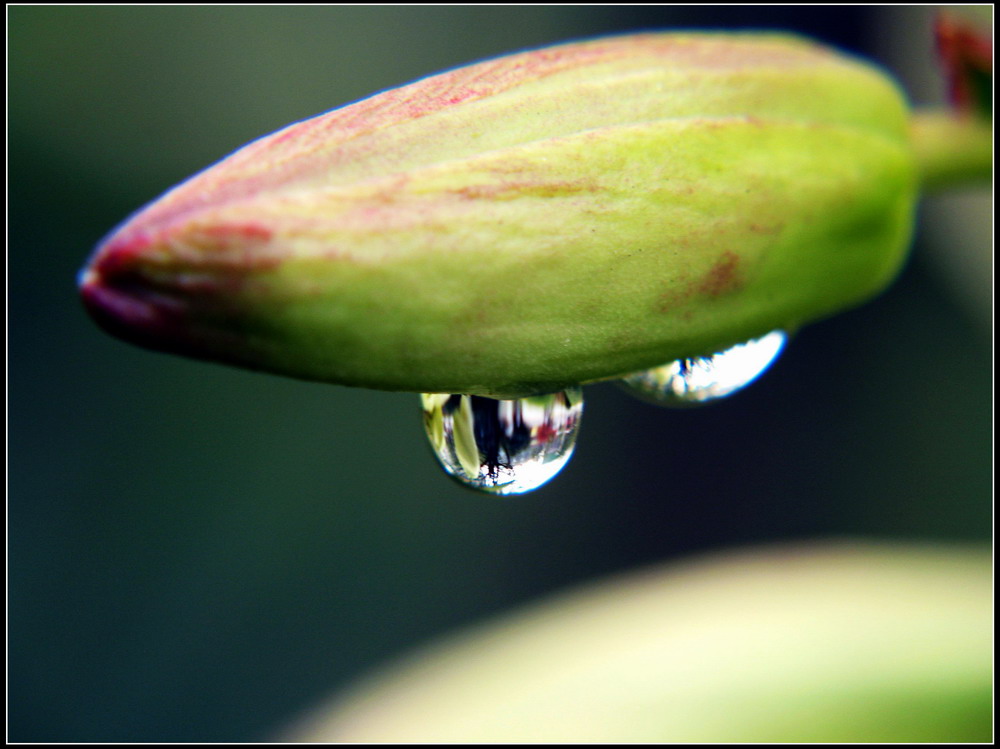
<box><xmin>286</xmin><ymin>541</ymin><xmax>991</xmax><ymax>742</ymax></box>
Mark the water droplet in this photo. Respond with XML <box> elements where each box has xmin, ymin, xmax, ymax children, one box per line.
<box><xmin>620</xmin><ymin>330</ymin><xmax>787</xmax><ymax>406</ymax></box>
<box><xmin>421</xmin><ymin>389</ymin><xmax>583</xmax><ymax>495</ymax></box>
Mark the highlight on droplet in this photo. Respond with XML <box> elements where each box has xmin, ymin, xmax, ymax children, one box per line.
<box><xmin>421</xmin><ymin>389</ymin><xmax>583</xmax><ymax>495</ymax></box>
<box><xmin>620</xmin><ymin>330</ymin><xmax>787</xmax><ymax>406</ymax></box>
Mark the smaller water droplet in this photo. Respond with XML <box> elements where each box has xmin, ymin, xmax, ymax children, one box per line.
<box><xmin>620</xmin><ymin>330</ymin><xmax>787</xmax><ymax>406</ymax></box>
<box><xmin>421</xmin><ymin>389</ymin><xmax>583</xmax><ymax>495</ymax></box>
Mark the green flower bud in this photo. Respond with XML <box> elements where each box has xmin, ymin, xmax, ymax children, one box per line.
<box><xmin>80</xmin><ymin>32</ymin><xmax>920</xmax><ymax>397</ymax></box>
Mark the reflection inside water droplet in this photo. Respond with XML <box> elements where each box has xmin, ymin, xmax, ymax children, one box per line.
<box><xmin>620</xmin><ymin>330</ymin><xmax>787</xmax><ymax>406</ymax></box>
<box><xmin>421</xmin><ymin>389</ymin><xmax>583</xmax><ymax>495</ymax></box>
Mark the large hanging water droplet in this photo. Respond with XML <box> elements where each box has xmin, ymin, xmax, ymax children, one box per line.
<box><xmin>620</xmin><ymin>330</ymin><xmax>787</xmax><ymax>406</ymax></box>
<box><xmin>421</xmin><ymin>389</ymin><xmax>583</xmax><ymax>495</ymax></box>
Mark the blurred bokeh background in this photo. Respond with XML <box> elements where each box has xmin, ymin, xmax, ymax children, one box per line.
<box><xmin>9</xmin><ymin>6</ymin><xmax>991</xmax><ymax>742</ymax></box>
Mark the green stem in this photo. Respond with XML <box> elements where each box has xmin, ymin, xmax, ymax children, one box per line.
<box><xmin>910</xmin><ymin>109</ymin><xmax>993</xmax><ymax>192</ymax></box>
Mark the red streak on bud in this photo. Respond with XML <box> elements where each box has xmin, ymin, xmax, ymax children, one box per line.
<box><xmin>95</xmin><ymin>232</ymin><xmax>156</xmax><ymax>277</ymax></box>
<box><xmin>699</xmin><ymin>251</ymin><xmax>743</xmax><ymax>297</ymax></box>
<box><xmin>199</xmin><ymin>223</ymin><xmax>273</xmax><ymax>243</ymax></box>
<box><xmin>455</xmin><ymin>179</ymin><xmax>596</xmax><ymax>201</ymax></box>
<box><xmin>93</xmin><ymin>222</ymin><xmax>275</xmax><ymax>281</ymax></box>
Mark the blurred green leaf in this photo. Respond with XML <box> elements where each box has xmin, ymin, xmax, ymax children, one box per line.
<box><xmin>287</xmin><ymin>541</ymin><xmax>991</xmax><ymax>742</ymax></box>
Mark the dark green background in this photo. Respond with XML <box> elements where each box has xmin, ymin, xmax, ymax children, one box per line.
<box><xmin>9</xmin><ymin>6</ymin><xmax>991</xmax><ymax>742</ymax></box>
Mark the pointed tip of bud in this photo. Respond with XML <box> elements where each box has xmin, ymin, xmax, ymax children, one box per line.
<box><xmin>78</xmin><ymin>247</ymin><xmax>186</xmax><ymax>358</ymax></box>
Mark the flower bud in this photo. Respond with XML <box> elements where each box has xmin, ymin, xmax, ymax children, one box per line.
<box><xmin>79</xmin><ymin>32</ymin><xmax>917</xmax><ymax>397</ymax></box>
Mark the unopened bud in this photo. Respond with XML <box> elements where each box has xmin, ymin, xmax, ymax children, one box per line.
<box><xmin>80</xmin><ymin>32</ymin><xmax>918</xmax><ymax>397</ymax></box>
